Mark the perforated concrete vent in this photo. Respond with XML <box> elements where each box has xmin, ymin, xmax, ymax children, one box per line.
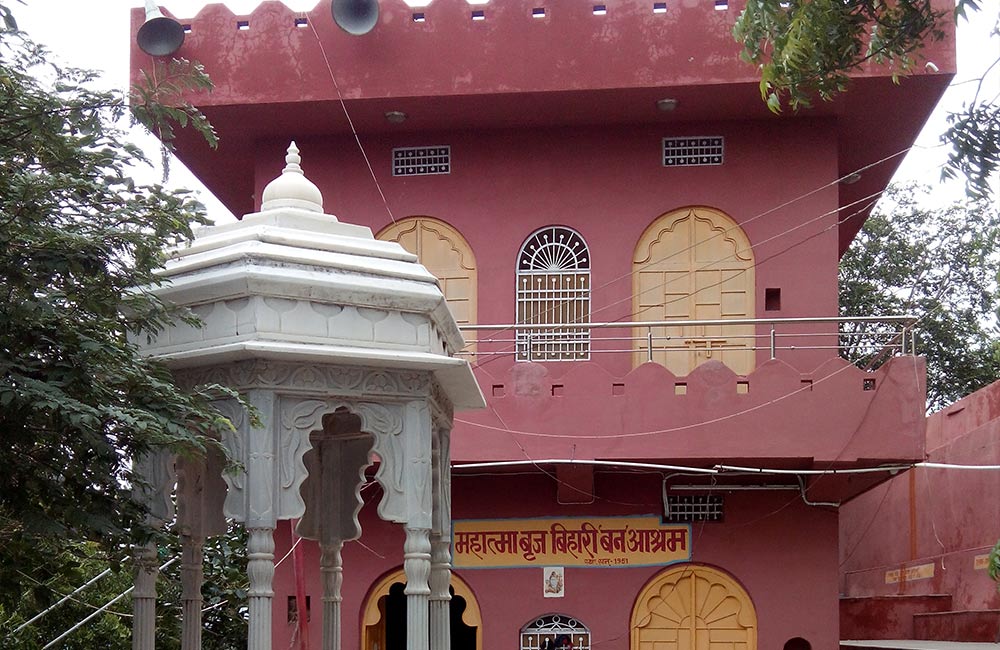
<box><xmin>662</xmin><ymin>136</ymin><xmax>724</xmax><ymax>167</ymax></box>
<box><xmin>664</xmin><ymin>494</ymin><xmax>724</xmax><ymax>523</ymax></box>
<box><xmin>392</xmin><ymin>146</ymin><xmax>451</xmax><ymax>176</ymax></box>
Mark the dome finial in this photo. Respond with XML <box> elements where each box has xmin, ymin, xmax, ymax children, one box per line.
<box><xmin>260</xmin><ymin>141</ymin><xmax>324</xmax><ymax>213</ymax></box>
<box><xmin>284</xmin><ymin>141</ymin><xmax>303</xmax><ymax>174</ymax></box>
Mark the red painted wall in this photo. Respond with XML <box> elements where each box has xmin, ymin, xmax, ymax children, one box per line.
<box><xmin>132</xmin><ymin>0</ymin><xmax>955</xmax><ymax>108</ymax></box>
<box><xmin>840</xmin><ymin>380</ymin><xmax>1000</xmax><ymax>640</ymax></box>
<box><xmin>240</xmin><ymin>122</ymin><xmax>926</xmax><ymax>475</ymax></box>
<box><xmin>273</xmin><ymin>473</ymin><xmax>840</xmax><ymax>650</ymax></box>
<box><xmin>131</xmin><ymin>1</ymin><xmax>954</xmax><ymax>232</ymax></box>
<box><xmin>252</xmin><ymin>120</ymin><xmax>842</xmax><ymax>350</ymax></box>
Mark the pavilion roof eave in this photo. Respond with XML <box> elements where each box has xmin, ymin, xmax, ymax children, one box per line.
<box><xmin>152</xmin><ymin>340</ymin><xmax>486</xmax><ymax>410</ymax></box>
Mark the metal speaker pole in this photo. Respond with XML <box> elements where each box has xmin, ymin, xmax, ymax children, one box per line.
<box><xmin>137</xmin><ymin>0</ymin><xmax>185</xmax><ymax>57</ymax></box>
<box><xmin>332</xmin><ymin>0</ymin><xmax>379</xmax><ymax>35</ymax></box>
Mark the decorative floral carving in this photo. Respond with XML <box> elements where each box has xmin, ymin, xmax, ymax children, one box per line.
<box><xmin>278</xmin><ymin>398</ymin><xmax>408</xmax><ymax>524</ymax></box>
<box><xmin>176</xmin><ymin>362</ymin><xmax>431</xmax><ymax>397</ymax></box>
<box><xmin>329</xmin><ymin>367</ymin><xmax>366</xmax><ymax>392</ymax></box>
<box><xmin>364</xmin><ymin>371</ymin><xmax>398</xmax><ymax>394</ymax></box>
<box><xmin>289</xmin><ymin>365</ymin><xmax>326</xmax><ymax>389</ymax></box>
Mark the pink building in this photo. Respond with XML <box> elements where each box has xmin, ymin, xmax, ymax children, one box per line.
<box><xmin>840</xmin><ymin>380</ymin><xmax>1000</xmax><ymax>643</ymax></box>
<box><xmin>130</xmin><ymin>2</ymin><xmax>955</xmax><ymax>648</ymax></box>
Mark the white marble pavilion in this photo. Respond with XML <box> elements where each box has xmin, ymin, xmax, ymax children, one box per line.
<box><xmin>131</xmin><ymin>143</ymin><xmax>484</xmax><ymax>650</ymax></box>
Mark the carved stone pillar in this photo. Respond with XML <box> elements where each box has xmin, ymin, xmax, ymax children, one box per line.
<box><xmin>132</xmin><ymin>542</ymin><xmax>159</xmax><ymax>650</ymax></box>
<box><xmin>429</xmin><ymin>536</ymin><xmax>452</xmax><ymax>650</ymax></box>
<box><xmin>247</xmin><ymin>527</ymin><xmax>275</xmax><ymax>650</ymax></box>
<box><xmin>404</xmin><ymin>527</ymin><xmax>432</xmax><ymax>650</ymax></box>
<box><xmin>320</xmin><ymin>542</ymin><xmax>344</xmax><ymax>650</ymax></box>
<box><xmin>176</xmin><ymin>446</ymin><xmax>227</xmax><ymax>650</ymax></box>
<box><xmin>180</xmin><ymin>535</ymin><xmax>205</xmax><ymax>650</ymax></box>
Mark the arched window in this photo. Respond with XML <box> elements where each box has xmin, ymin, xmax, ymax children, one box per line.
<box><xmin>521</xmin><ymin>614</ymin><xmax>591</xmax><ymax>650</ymax></box>
<box><xmin>377</xmin><ymin>216</ymin><xmax>477</xmax><ymax>354</ymax></box>
<box><xmin>632</xmin><ymin>207</ymin><xmax>755</xmax><ymax>375</ymax></box>
<box><xmin>516</xmin><ymin>226</ymin><xmax>591</xmax><ymax>361</ymax></box>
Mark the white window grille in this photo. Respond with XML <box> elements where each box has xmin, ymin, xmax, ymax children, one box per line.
<box><xmin>516</xmin><ymin>226</ymin><xmax>590</xmax><ymax>361</ymax></box>
<box><xmin>662</xmin><ymin>136</ymin><xmax>724</xmax><ymax>166</ymax></box>
<box><xmin>392</xmin><ymin>146</ymin><xmax>451</xmax><ymax>176</ymax></box>
<box><xmin>664</xmin><ymin>494</ymin><xmax>724</xmax><ymax>523</ymax></box>
<box><xmin>521</xmin><ymin>614</ymin><xmax>591</xmax><ymax>650</ymax></box>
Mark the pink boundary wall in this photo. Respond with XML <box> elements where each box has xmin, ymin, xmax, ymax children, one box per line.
<box><xmin>840</xmin><ymin>380</ymin><xmax>1000</xmax><ymax>641</ymax></box>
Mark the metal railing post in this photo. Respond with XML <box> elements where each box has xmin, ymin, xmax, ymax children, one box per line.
<box><xmin>462</xmin><ymin>316</ymin><xmax>916</xmax><ymax>363</ymax></box>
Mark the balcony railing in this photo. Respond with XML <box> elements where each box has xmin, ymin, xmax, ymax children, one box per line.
<box><xmin>458</xmin><ymin>316</ymin><xmax>917</xmax><ymax>366</ymax></box>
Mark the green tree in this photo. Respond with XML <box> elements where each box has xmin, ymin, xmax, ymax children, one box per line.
<box><xmin>155</xmin><ymin>526</ymin><xmax>250</xmax><ymax>650</ymax></box>
<box><xmin>0</xmin><ymin>529</ymin><xmax>249</xmax><ymax>650</ymax></box>
<box><xmin>0</xmin><ymin>8</ymin><xmax>243</xmax><ymax>647</ymax></box>
<box><xmin>839</xmin><ymin>183</ymin><xmax>1000</xmax><ymax>410</ymax></box>
<box><xmin>0</xmin><ymin>541</ymin><xmax>133</xmax><ymax>650</ymax></box>
<box><xmin>733</xmin><ymin>0</ymin><xmax>999</xmax><ymax>198</ymax></box>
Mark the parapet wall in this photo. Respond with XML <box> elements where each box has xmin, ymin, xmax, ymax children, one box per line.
<box><xmin>131</xmin><ymin>0</ymin><xmax>955</xmax><ymax>107</ymax></box>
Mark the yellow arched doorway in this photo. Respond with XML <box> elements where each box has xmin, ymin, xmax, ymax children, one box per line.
<box><xmin>631</xmin><ymin>564</ymin><xmax>757</xmax><ymax>650</ymax></box>
<box><xmin>632</xmin><ymin>207</ymin><xmax>755</xmax><ymax>375</ymax></box>
<box><xmin>362</xmin><ymin>568</ymin><xmax>482</xmax><ymax>650</ymax></box>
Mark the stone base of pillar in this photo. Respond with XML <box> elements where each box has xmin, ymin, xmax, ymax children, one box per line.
<box><xmin>132</xmin><ymin>543</ymin><xmax>159</xmax><ymax>650</ymax></box>
<box><xmin>321</xmin><ymin>543</ymin><xmax>344</xmax><ymax>650</ymax></box>
<box><xmin>247</xmin><ymin>527</ymin><xmax>275</xmax><ymax>650</ymax></box>
<box><xmin>404</xmin><ymin>528</ymin><xmax>432</xmax><ymax>650</ymax></box>
<box><xmin>181</xmin><ymin>536</ymin><xmax>205</xmax><ymax>650</ymax></box>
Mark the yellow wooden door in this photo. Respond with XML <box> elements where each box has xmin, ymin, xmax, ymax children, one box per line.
<box><xmin>632</xmin><ymin>207</ymin><xmax>754</xmax><ymax>375</ymax></box>
<box><xmin>631</xmin><ymin>565</ymin><xmax>757</xmax><ymax>650</ymax></box>
<box><xmin>377</xmin><ymin>217</ymin><xmax>477</xmax><ymax>353</ymax></box>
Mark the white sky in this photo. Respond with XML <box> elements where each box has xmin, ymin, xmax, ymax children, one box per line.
<box><xmin>12</xmin><ymin>0</ymin><xmax>1000</xmax><ymax>222</ymax></box>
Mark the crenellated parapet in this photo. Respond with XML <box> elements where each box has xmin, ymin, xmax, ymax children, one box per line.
<box><xmin>459</xmin><ymin>354</ymin><xmax>927</xmax><ymax>500</ymax></box>
<box><xmin>131</xmin><ymin>0</ymin><xmax>955</xmax><ymax>108</ymax></box>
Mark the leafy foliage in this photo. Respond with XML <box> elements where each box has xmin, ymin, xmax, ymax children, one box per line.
<box><xmin>734</xmin><ymin>0</ymin><xmax>943</xmax><ymax>111</ymax></box>
<box><xmin>839</xmin><ymin>184</ymin><xmax>1000</xmax><ymax>410</ymax></box>
<box><xmin>734</xmin><ymin>0</ymin><xmax>1000</xmax><ymax>199</ymax></box>
<box><xmin>130</xmin><ymin>57</ymin><xmax>217</xmax><ymax>180</ymax></box>
<box><xmin>156</xmin><ymin>526</ymin><xmax>250</xmax><ymax>650</ymax></box>
<box><xmin>0</xmin><ymin>531</ymin><xmax>249</xmax><ymax>650</ymax></box>
<box><xmin>0</xmin><ymin>541</ymin><xmax>133</xmax><ymax>650</ymax></box>
<box><xmin>0</xmin><ymin>11</ymin><xmax>245</xmax><ymax>648</ymax></box>
<box><xmin>942</xmin><ymin>96</ymin><xmax>1000</xmax><ymax>199</ymax></box>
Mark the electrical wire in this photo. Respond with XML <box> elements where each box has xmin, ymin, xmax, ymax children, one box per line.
<box><xmin>456</xmin><ymin>354</ymin><xmax>861</xmax><ymax>439</ymax></box>
<box><xmin>465</xmin><ymin>189</ymin><xmax>892</xmax><ymax>376</ymax></box>
<box><xmin>305</xmin><ymin>16</ymin><xmax>396</xmax><ymax>225</ymax></box>
<box><xmin>467</xmin><ymin>187</ymin><xmax>894</xmax><ymax>371</ymax></box>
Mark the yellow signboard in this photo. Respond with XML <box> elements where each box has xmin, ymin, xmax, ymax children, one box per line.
<box><xmin>452</xmin><ymin>516</ymin><xmax>690</xmax><ymax>568</ymax></box>
<box><xmin>885</xmin><ymin>563</ymin><xmax>934</xmax><ymax>584</ymax></box>
<box><xmin>974</xmin><ymin>554</ymin><xmax>990</xmax><ymax>571</ymax></box>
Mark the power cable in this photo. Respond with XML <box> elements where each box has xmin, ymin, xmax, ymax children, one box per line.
<box><xmin>466</xmin><ymin>189</ymin><xmax>891</xmax><ymax>372</ymax></box>
<box><xmin>305</xmin><ymin>16</ymin><xmax>396</xmax><ymax>225</ymax></box>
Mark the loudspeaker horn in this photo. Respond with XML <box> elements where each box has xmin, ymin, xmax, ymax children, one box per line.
<box><xmin>137</xmin><ymin>0</ymin><xmax>185</xmax><ymax>57</ymax></box>
<box><xmin>332</xmin><ymin>0</ymin><xmax>379</xmax><ymax>35</ymax></box>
